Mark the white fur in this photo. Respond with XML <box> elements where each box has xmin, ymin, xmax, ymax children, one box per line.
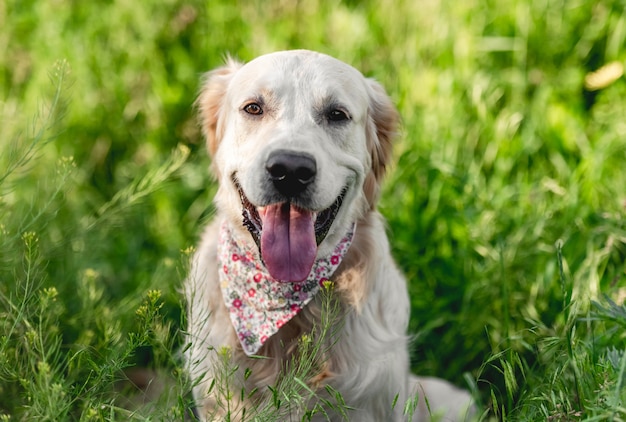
<box><xmin>185</xmin><ymin>50</ymin><xmax>474</xmax><ymax>421</ymax></box>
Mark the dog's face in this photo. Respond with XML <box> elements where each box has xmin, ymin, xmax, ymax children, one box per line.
<box><xmin>198</xmin><ymin>50</ymin><xmax>398</xmax><ymax>282</ymax></box>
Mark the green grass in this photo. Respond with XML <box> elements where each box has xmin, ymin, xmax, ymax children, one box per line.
<box><xmin>1</xmin><ymin>0</ymin><xmax>626</xmax><ymax>420</ymax></box>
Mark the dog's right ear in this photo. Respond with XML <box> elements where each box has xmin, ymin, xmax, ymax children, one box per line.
<box><xmin>363</xmin><ymin>79</ymin><xmax>400</xmax><ymax>208</ymax></box>
<box><xmin>196</xmin><ymin>57</ymin><xmax>242</xmax><ymax>159</ymax></box>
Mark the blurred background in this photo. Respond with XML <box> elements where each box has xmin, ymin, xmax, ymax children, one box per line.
<box><xmin>1</xmin><ymin>0</ymin><xmax>625</xmax><ymax>419</ymax></box>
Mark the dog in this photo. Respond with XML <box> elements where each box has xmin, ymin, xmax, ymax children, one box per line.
<box><xmin>185</xmin><ymin>50</ymin><xmax>473</xmax><ymax>421</ymax></box>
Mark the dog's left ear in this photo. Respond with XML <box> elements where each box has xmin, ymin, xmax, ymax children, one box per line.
<box><xmin>196</xmin><ymin>57</ymin><xmax>242</xmax><ymax>165</ymax></box>
<box><xmin>364</xmin><ymin>80</ymin><xmax>400</xmax><ymax>208</ymax></box>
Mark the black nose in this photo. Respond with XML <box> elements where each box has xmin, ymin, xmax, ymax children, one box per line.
<box><xmin>266</xmin><ymin>150</ymin><xmax>317</xmax><ymax>197</ymax></box>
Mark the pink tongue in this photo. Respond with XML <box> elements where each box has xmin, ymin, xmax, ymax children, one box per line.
<box><xmin>260</xmin><ymin>203</ymin><xmax>317</xmax><ymax>282</ymax></box>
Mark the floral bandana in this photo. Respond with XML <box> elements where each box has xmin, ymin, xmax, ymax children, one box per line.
<box><xmin>218</xmin><ymin>221</ymin><xmax>355</xmax><ymax>355</ymax></box>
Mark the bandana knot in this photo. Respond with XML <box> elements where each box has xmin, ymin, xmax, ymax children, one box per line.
<box><xmin>218</xmin><ymin>222</ymin><xmax>355</xmax><ymax>355</ymax></box>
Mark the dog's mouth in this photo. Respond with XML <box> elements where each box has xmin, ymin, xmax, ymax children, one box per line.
<box><xmin>234</xmin><ymin>177</ymin><xmax>347</xmax><ymax>283</ymax></box>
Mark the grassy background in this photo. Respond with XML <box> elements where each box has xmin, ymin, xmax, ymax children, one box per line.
<box><xmin>2</xmin><ymin>0</ymin><xmax>626</xmax><ymax>420</ymax></box>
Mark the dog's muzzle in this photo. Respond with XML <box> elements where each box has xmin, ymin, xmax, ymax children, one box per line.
<box><xmin>233</xmin><ymin>151</ymin><xmax>347</xmax><ymax>282</ymax></box>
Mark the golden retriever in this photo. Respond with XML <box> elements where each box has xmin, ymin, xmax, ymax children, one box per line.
<box><xmin>185</xmin><ymin>50</ymin><xmax>473</xmax><ymax>421</ymax></box>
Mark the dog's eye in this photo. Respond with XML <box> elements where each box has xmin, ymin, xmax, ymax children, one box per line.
<box><xmin>243</xmin><ymin>103</ymin><xmax>263</xmax><ymax>116</ymax></box>
<box><xmin>327</xmin><ymin>109</ymin><xmax>350</xmax><ymax>122</ymax></box>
